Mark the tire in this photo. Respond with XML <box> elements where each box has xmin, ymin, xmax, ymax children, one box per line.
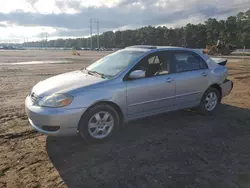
<box><xmin>78</xmin><ymin>104</ymin><xmax>120</xmax><ymax>143</ymax></box>
<box><xmin>197</xmin><ymin>87</ymin><xmax>220</xmax><ymax>115</ymax></box>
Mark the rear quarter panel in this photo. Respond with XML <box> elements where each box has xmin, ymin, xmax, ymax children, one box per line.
<box><xmin>210</xmin><ymin>65</ymin><xmax>228</xmax><ymax>85</ymax></box>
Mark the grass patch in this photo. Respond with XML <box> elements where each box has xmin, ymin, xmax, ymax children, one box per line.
<box><xmin>0</xmin><ymin>167</ymin><xmax>10</xmax><ymax>177</ymax></box>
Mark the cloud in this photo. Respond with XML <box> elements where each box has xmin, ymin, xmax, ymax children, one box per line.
<box><xmin>55</xmin><ymin>0</ymin><xmax>82</xmax><ymax>11</ymax></box>
<box><xmin>117</xmin><ymin>0</ymin><xmax>157</xmax><ymax>7</ymax></box>
<box><xmin>50</xmin><ymin>28</ymin><xmax>90</xmax><ymax>37</ymax></box>
<box><xmin>0</xmin><ymin>23</ymin><xmax>6</xmax><ymax>27</ymax></box>
<box><xmin>0</xmin><ymin>0</ymin><xmax>249</xmax><ymax>40</ymax></box>
<box><xmin>26</xmin><ymin>0</ymin><xmax>39</xmax><ymax>7</ymax></box>
<box><xmin>0</xmin><ymin>4</ymin><xmax>243</xmax><ymax>29</ymax></box>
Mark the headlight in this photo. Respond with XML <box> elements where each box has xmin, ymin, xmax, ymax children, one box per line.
<box><xmin>38</xmin><ymin>93</ymin><xmax>73</xmax><ymax>108</ymax></box>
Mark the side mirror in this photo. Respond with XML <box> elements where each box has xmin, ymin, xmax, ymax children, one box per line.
<box><xmin>129</xmin><ymin>70</ymin><xmax>145</xmax><ymax>79</ymax></box>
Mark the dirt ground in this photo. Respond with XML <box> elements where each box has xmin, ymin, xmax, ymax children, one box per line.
<box><xmin>0</xmin><ymin>50</ymin><xmax>250</xmax><ymax>188</ymax></box>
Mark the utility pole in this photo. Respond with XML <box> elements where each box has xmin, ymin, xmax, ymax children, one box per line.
<box><xmin>45</xmin><ymin>32</ymin><xmax>48</xmax><ymax>49</ymax></box>
<box><xmin>90</xmin><ymin>19</ymin><xmax>93</xmax><ymax>49</ymax></box>
<box><xmin>183</xmin><ymin>27</ymin><xmax>187</xmax><ymax>47</ymax></box>
<box><xmin>89</xmin><ymin>19</ymin><xmax>100</xmax><ymax>49</ymax></box>
<box><xmin>41</xmin><ymin>32</ymin><xmax>43</xmax><ymax>49</ymax></box>
<box><xmin>97</xmin><ymin>20</ymin><xmax>100</xmax><ymax>49</ymax></box>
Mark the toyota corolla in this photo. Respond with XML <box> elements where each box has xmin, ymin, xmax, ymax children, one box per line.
<box><xmin>25</xmin><ymin>46</ymin><xmax>233</xmax><ymax>143</ymax></box>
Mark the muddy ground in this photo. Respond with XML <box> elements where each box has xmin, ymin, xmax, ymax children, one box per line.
<box><xmin>0</xmin><ymin>50</ymin><xmax>250</xmax><ymax>188</ymax></box>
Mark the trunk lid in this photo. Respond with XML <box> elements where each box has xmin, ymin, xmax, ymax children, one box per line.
<box><xmin>211</xmin><ymin>57</ymin><xmax>228</xmax><ymax>66</ymax></box>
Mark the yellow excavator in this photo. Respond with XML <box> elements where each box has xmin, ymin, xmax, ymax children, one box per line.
<box><xmin>203</xmin><ymin>40</ymin><xmax>236</xmax><ymax>55</ymax></box>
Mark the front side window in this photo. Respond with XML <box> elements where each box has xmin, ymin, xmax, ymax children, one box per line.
<box><xmin>86</xmin><ymin>50</ymin><xmax>144</xmax><ymax>78</ymax></box>
<box><xmin>135</xmin><ymin>52</ymin><xmax>170</xmax><ymax>78</ymax></box>
<box><xmin>173</xmin><ymin>52</ymin><xmax>206</xmax><ymax>73</ymax></box>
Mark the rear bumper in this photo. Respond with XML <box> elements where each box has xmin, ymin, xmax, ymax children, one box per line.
<box><xmin>220</xmin><ymin>79</ymin><xmax>233</xmax><ymax>97</ymax></box>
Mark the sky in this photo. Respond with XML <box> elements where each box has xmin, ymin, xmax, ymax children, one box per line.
<box><xmin>0</xmin><ymin>0</ymin><xmax>250</xmax><ymax>43</ymax></box>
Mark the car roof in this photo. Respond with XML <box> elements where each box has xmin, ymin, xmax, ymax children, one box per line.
<box><xmin>125</xmin><ymin>45</ymin><xmax>196</xmax><ymax>53</ymax></box>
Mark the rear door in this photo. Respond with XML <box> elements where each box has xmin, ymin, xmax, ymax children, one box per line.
<box><xmin>169</xmin><ymin>50</ymin><xmax>210</xmax><ymax>109</ymax></box>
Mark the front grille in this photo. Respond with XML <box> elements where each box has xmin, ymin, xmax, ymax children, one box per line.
<box><xmin>30</xmin><ymin>92</ymin><xmax>39</xmax><ymax>103</ymax></box>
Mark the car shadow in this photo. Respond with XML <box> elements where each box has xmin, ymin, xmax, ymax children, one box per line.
<box><xmin>46</xmin><ymin>104</ymin><xmax>250</xmax><ymax>188</ymax></box>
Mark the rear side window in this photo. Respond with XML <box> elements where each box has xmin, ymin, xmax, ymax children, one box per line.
<box><xmin>172</xmin><ymin>52</ymin><xmax>207</xmax><ymax>73</ymax></box>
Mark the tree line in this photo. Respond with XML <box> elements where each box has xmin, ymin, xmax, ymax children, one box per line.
<box><xmin>24</xmin><ymin>9</ymin><xmax>250</xmax><ymax>49</ymax></box>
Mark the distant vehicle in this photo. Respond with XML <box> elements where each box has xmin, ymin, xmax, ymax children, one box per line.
<box><xmin>81</xmin><ymin>48</ymin><xmax>91</xmax><ymax>51</ymax></box>
<box><xmin>72</xmin><ymin>46</ymin><xmax>81</xmax><ymax>51</ymax></box>
<box><xmin>99</xmin><ymin>47</ymin><xmax>106</xmax><ymax>51</ymax></box>
<box><xmin>0</xmin><ymin>45</ymin><xmax>25</xmax><ymax>50</ymax></box>
<box><xmin>25</xmin><ymin>45</ymin><xmax>233</xmax><ymax>143</ymax></box>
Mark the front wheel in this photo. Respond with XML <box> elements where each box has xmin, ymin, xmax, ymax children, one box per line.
<box><xmin>197</xmin><ymin>88</ymin><xmax>220</xmax><ymax>115</ymax></box>
<box><xmin>78</xmin><ymin>104</ymin><xmax>120</xmax><ymax>143</ymax></box>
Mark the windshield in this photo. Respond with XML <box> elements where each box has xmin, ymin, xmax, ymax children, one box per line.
<box><xmin>86</xmin><ymin>50</ymin><xmax>145</xmax><ymax>78</ymax></box>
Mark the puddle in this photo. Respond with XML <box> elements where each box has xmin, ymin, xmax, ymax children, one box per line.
<box><xmin>0</xmin><ymin>60</ymin><xmax>70</xmax><ymax>65</ymax></box>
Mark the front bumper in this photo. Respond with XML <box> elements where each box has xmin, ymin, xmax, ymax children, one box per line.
<box><xmin>25</xmin><ymin>96</ymin><xmax>86</xmax><ymax>136</ymax></box>
<box><xmin>220</xmin><ymin>79</ymin><xmax>233</xmax><ymax>97</ymax></box>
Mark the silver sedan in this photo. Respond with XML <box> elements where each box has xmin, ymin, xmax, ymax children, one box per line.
<box><xmin>25</xmin><ymin>46</ymin><xmax>233</xmax><ymax>143</ymax></box>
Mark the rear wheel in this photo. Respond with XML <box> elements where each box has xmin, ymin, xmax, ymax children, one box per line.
<box><xmin>198</xmin><ymin>87</ymin><xmax>220</xmax><ymax>115</ymax></box>
<box><xmin>78</xmin><ymin>104</ymin><xmax>120</xmax><ymax>143</ymax></box>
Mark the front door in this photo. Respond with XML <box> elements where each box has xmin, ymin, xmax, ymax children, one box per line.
<box><xmin>169</xmin><ymin>51</ymin><xmax>210</xmax><ymax>109</ymax></box>
<box><xmin>126</xmin><ymin>51</ymin><xmax>176</xmax><ymax>119</ymax></box>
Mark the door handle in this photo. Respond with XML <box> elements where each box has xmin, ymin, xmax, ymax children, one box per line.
<box><xmin>201</xmin><ymin>72</ymin><xmax>208</xmax><ymax>77</ymax></box>
<box><xmin>165</xmin><ymin>77</ymin><xmax>174</xmax><ymax>83</ymax></box>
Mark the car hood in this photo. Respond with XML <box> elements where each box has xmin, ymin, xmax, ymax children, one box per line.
<box><xmin>32</xmin><ymin>70</ymin><xmax>104</xmax><ymax>96</ymax></box>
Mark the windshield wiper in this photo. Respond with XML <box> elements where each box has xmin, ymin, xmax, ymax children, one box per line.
<box><xmin>89</xmin><ymin>70</ymin><xmax>104</xmax><ymax>77</ymax></box>
<box><xmin>84</xmin><ymin>69</ymin><xmax>105</xmax><ymax>78</ymax></box>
